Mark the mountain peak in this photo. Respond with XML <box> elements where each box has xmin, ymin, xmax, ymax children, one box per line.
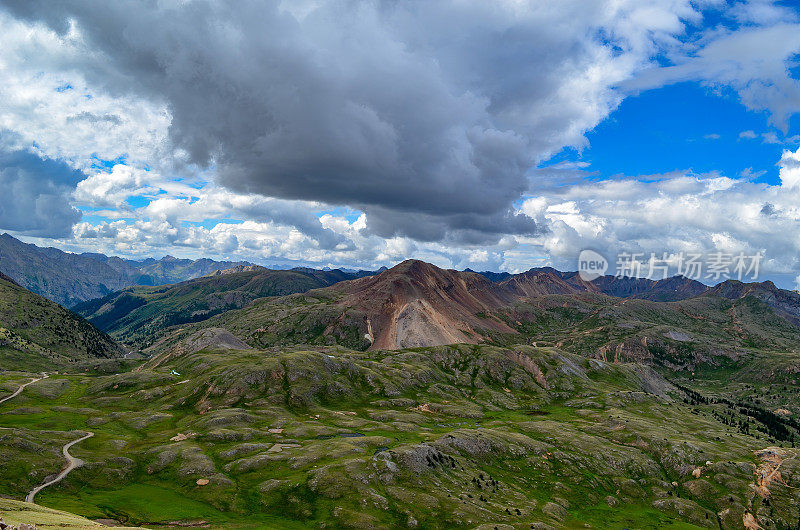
<box><xmin>330</xmin><ymin>259</ymin><xmax>513</xmax><ymax>349</ymax></box>
<box><xmin>500</xmin><ymin>268</ymin><xmax>582</xmax><ymax>297</ymax></box>
<box><xmin>389</xmin><ymin>259</ymin><xmax>447</xmax><ymax>274</ymax></box>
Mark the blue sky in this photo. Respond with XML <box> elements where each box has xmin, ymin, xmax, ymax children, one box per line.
<box><xmin>2</xmin><ymin>0</ymin><xmax>800</xmax><ymax>287</ymax></box>
<box><xmin>548</xmin><ymin>82</ymin><xmax>798</xmax><ymax>185</ymax></box>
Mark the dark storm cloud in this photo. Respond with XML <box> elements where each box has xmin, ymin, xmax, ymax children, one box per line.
<box><xmin>1</xmin><ymin>0</ymin><xmax>670</xmax><ymax>242</ymax></box>
<box><xmin>366</xmin><ymin>207</ymin><xmax>538</xmax><ymax>244</ymax></box>
<box><xmin>0</xmin><ymin>146</ymin><xmax>83</xmax><ymax>237</ymax></box>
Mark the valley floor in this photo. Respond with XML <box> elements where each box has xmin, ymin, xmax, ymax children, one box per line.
<box><xmin>0</xmin><ymin>344</ymin><xmax>798</xmax><ymax>529</ymax></box>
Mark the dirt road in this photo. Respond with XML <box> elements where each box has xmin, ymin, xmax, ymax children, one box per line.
<box><xmin>25</xmin><ymin>431</ymin><xmax>95</xmax><ymax>504</ymax></box>
<box><xmin>0</xmin><ymin>373</ymin><xmax>48</xmax><ymax>405</ymax></box>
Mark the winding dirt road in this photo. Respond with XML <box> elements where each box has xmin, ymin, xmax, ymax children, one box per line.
<box><xmin>25</xmin><ymin>431</ymin><xmax>95</xmax><ymax>504</ymax></box>
<box><xmin>1</xmin><ymin>374</ymin><xmax>96</xmax><ymax>504</ymax></box>
<box><xmin>0</xmin><ymin>373</ymin><xmax>48</xmax><ymax>405</ymax></box>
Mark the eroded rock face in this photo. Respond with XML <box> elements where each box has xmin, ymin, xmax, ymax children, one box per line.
<box><xmin>335</xmin><ymin>260</ymin><xmax>518</xmax><ymax>350</ymax></box>
<box><xmin>595</xmin><ymin>337</ymin><xmax>651</xmax><ymax>364</ymax></box>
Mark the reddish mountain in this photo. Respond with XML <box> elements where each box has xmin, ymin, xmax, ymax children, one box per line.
<box><xmin>329</xmin><ymin>260</ymin><xmax>516</xmax><ymax>349</ymax></box>
<box><xmin>150</xmin><ymin>259</ymin><xmax>800</xmax><ymax>357</ymax></box>
<box><xmin>317</xmin><ymin>262</ymin><xmax>719</xmax><ymax>349</ymax></box>
<box><xmin>499</xmin><ymin>268</ymin><xmax>588</xmax><ymax>297</ymax></box>
<box><xmin>708</xmin><ymin>279</ymin><xmax>800</xmax><ymax>325</ymax></box>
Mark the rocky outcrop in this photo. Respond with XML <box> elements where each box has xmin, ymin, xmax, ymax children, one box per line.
<box><xmin>595</xmin><ymin>337</ymin><xmax>651</xmax><ymax>364</ymax></box>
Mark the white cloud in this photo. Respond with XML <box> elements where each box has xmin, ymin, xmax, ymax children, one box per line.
<box><xmin>512</xmin><ymin>146</ymin><xmax>800</xmax><ymax>281</ymax></box>
<box><xmin>25</xmin><ymin>145</ymin><xmax>800</xmax><ymax>286</ymax></box>
<box><xmin>2</xmin><ymin>1</ymin><xmax>800</xmax><ymax>286</ymax></box>
<box><xmin>779</xmin><ymin>146</ymin><xmax>800</xmax><ymax>189</ymax></box>
<box><xmin>0</xmin><ymin>13</ymin><xmax>172</xmax><ymax>172</ymax></box>
<box><xmin>627</xmin><ymin>21</ymin><xmax>800</xmax><ymax>131</ymax></box>
<box><xmin>73</xmin><ymin>164</ymin><xmax>161</xmax><ymax>209</ymax></box>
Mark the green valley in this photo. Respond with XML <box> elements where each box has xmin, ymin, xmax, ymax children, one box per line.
<box><xmin>1</xmin><ymin>261</ymin><xmax>799</xmax><ymax>528</ymax></box>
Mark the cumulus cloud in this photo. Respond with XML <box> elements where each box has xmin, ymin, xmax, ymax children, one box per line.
<box><xmin>0</xmin><ymin>145</ymin><xmax>83</xmax><ymax>237</ymax></box>
<box><xmin>141</xmin><ymin>187</ymin><xmax>350</xmax><ymax>250</ymax></box>
<box><xmin>512</xmin><ymin>146</ymin><xmax>800</xmax><ymax>282</ymax></box>
<box><xmin>779</xmin><ymin>146</ymin><xmax>800</xmax><ymax>189</ymax></box>
<box><xmin>0</xmin><ymin>12</ymin><xmax>171</xmax><ymax>172</ymax></box>
<box><xmin>2</xmin><ymin>0</ymin><xmax>800</xmax><ymax>283</ymax></box>
<box><xmin>73</xmin><ymin>164</ymin><xmax>161</xmax><ymax>209</ymax></box>
<box><xmin>0</xmin><ymin>0</ymin><xmax>709</xmax><ymax>242</ymax></box>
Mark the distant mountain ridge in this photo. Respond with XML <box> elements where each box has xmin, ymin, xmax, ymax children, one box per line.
<box><xmin>0</xmin><ymin>234</ymin><xmax>388</xmax><ymax>308</ymax></box>
<box><xmin>707</xmin><ymin>279</ymin><xmax>800</xmax><ymax>326</ymax></box>
<box><xmin>476</xmin><ymin>266</ymin><xmax>709</xmax><ymax>302</ymax></box>
<box><xmin>143</xmin><ymin>259</ymin><xmax>800</xmax><ymax>363</ymax></box>
<box><xmin>0</xmin><ymin>233</ymin><xmax>255</xmax><ymax>307</ymax></box>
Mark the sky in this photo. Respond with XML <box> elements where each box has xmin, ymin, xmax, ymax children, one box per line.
<box><xmin>1</xmin><ymin>0</ymin><xmax>800</xmax><ymax>286</ymax></box>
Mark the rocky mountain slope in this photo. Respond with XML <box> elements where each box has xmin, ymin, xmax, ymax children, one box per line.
<box><xmin>0</xmin><ymin>270</ymin><xmax>18</xmax><ymax>286</ymax></box>
<box><xmin>331</xmin><ymin>260</ymin><xmax>517</xmax><ymax>349</ymax></box>
<box><xmin>141</xmin><ymin>260</ymin><xmax>800</xmax><ymax>374</ymax></box>
<box><xmin>74</xmin><ymin>266</ymin><xmax>377</xmax><ymax>348</ymax></box>
<box><xmin>499</xmin><ymin>267</ymin><xmax>590</xmax><ymax>297</ymax></box>
<box><xmin>708</xmin><ymin>279</ymin><xmax>800</xmax><ymax>326</ymax></box>
<box><xmin>0</xmin><ymin>272</ymin><xmax>123</xmax><ymax>371</ymax></box>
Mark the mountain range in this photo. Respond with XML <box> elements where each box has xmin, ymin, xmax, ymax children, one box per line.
<box><xmin>0</xmin><ymin>233</ymin><xmax>386</xmax><ymax>309</ymax></box>
<box><xmin>4</xmin><ymin>232</ymin><xmax>800</xmax><ymax>366</ymax></box>
<box><xmin>118</xmin><ymin>259</ymin><xmax>800</xmax><ymax>376</ymax></box>
<box><xmin>2</xmin><ymin>253</ymin><xmax>800</xmax><ymax>528</ymax></box>
<box><xmin>0</xmin><ymin>233</ymin><xmax>257</xmax><ymax>307</ymax></box>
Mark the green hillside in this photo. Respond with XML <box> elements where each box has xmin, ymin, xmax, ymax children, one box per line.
<box><xmin>0</xmin><ymin>344</ymin><xmax>797</xmax><ymax>528</ymax></box>
<box><xmin>73</xmin><ymin>268</ymin><xmax>337</xmax><ymax>348</ymax></box>
<box><xmin>0</xmin><ymin>275</ymin><xmax>123</xmax><ymax>371</ymax></box>
<box><xmin>0</xmin><ymin>498</ymin><xmax>143</xmax><ymax>529</ymax></box>
<box><xmin>4</xmin><ymin>261</ymin><xmax>800</xmax><ymax>528</ymax></box>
